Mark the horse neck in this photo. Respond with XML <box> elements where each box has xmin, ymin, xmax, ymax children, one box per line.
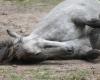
<box><xmin>29</xmin><ymin>19</ymin><xmax>55</xmax><ymax>39</ymax></box>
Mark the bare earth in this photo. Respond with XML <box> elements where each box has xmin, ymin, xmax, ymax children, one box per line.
<box><xmin>0</xmin><ymin>1</ymin><xmax>100</xmax><ymax>80</ymax></box>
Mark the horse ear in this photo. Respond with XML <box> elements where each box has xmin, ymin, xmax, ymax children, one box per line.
<box><xmin>7</xmin><ymin>29</ymin><xmax>21</xmax><ymax>38</ymax></box>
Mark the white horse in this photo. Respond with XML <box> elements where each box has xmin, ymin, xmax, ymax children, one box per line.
<box><xmin>6</xmin><ymin>0</ymin><xmax>100</xmax><ymax>62</ymax></box>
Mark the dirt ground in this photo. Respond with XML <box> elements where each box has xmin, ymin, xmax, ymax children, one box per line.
<box><xmin>0</xmin><ymin>0</ymin><xmax>100</xmax><ymax>80</ymax></box>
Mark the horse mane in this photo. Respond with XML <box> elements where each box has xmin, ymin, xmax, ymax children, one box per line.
<box><xmin>0</xmin><ymin>40</ymin><xmax>15</xmax><ymax>64</ymax></box>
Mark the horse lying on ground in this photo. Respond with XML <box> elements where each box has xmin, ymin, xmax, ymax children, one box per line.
<box><xmin>0</xmin><ymin>0</ymin><xmax>100</xmax><ymax>64</ymax></box>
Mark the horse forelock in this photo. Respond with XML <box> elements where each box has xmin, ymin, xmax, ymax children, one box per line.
<box><xmin>0</xmin><ymin>39</ymin><xmax>25</xmax><ymax>64</ymax></box>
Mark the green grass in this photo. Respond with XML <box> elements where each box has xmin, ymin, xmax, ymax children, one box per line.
<box><xmin>9</xmin><ymin>73</ymin><xmax>23</xmax><ymax>80</ymax></box>
<box><xmin>3</xmin><ymin>0</ymin><xmax>62</xmax><ymax>6</ymax></box>
<box><xmin>0</xmin><ymin>66</ymin><xmax>94</xmax><ymax>80</ymax></box>
<box><xmin>1</xmin><ymin>0</ymin><xmax>62</xmax><ymax>12</ymax></box>
<box><xmin>65</xmin><ymin>69</ymin><xmax>89</xmax><ymax>80</ymax></box>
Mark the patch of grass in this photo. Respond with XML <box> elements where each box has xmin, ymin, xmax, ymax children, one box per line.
<box><xmin>0</xmin><ymin>66</ymin><xmax>98</xmax><ymax>80</ymax></box>
<box><xmin>9</xmin><ymin>73</ymin><xmax>23</xmax><ymax>80</ymax></box>
<box><xmin>20</xmin><ymin>68</ymin><xmax>91</xmax><ymax>80</ymax></box>
<box><xmin>3</xmin><ymin>0</ymin><xmax>62</xmax><ymax>6</ymax></box>
<box><xmin>65</xmin><ymin>69</ymin><xmax>90</xmax><ymax>80</ymax></box>
<box><xmin>1</xmin><ymin>0</ymin><xmax>62</xmax><ymax>12</ymax></box>
<box><xmin>12</xmin><ymin>68</ymin><xmax>91</xmax><ymax>80</ymax></box>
